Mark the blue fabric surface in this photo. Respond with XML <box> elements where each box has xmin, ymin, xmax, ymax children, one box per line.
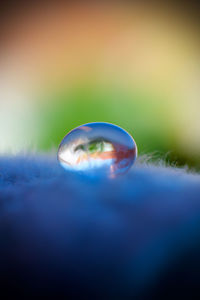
<box><xmin>0</xmin><ymin>154</ymin><xmax>200</xmax><ymax>299</ymax></box>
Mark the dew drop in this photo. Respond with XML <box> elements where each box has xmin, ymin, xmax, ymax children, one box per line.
<box><xmin>57</xmin><ymin>122</ymin><xmax>137</xmax><ymax>177</ymax></box>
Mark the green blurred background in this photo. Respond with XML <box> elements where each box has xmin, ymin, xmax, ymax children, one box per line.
<box><xmin>0</xmin><ymin>2</ymin><xmax>199</xmax><ymax>169</ymax></box>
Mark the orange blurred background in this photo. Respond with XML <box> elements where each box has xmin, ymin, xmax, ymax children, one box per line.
<box><xmin>0</xmin><ymin>2</ymin><xmax>199</xmax><ymax>168</ymax></box>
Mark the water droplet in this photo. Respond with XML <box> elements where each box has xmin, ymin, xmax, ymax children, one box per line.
<box><xmin>57</xmin><ymin>122</ymin><xmax>137</xmax><ymax>177</ymax></box>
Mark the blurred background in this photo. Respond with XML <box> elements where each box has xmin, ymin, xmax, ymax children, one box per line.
<box><xmin>0</xmin><ymin>1</ymin><xmax>199</xmax><ymax>169</ymax></box>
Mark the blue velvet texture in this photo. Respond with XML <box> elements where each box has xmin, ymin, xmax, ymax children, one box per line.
<box><xmin>0</xmin><ymin>155</ymin><xmax>200</xmax><ymax>299</ymax></box>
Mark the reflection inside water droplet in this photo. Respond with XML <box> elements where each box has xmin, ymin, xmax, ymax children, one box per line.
<box><xmin>57</xmin><ymin>122</ymin><xmax>137</xmax><ymax>178</ymax></box>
